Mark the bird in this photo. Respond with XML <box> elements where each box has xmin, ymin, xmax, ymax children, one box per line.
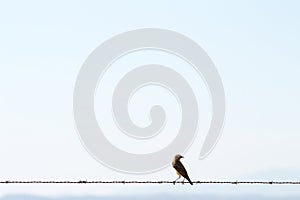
<box><xmin>172</xmin><ymin>154</ymin><xmax>193</xmax><ymax>185</ymax></box>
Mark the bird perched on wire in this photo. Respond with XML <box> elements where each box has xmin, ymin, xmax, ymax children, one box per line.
<box><xmin>172</xmin><ymin>154</ymin><xmax>193</xmax><ymax>185</ymax></box>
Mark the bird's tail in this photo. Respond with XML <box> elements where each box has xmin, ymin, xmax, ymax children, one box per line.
<box><xmin>186</xmin><ymin>177</ymin><xmax>193</xmax><ymax>185</ymax></box>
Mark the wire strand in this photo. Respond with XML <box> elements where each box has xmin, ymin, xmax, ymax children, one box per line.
<box><xmin>1</xmin><ymin>180</ymin><xmax>300</xmax><ymax>185</ymax></box>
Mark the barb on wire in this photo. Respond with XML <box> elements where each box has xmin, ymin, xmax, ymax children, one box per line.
<box><xmin>1</xmin><ymin>180</ymin><xmax>300</xmax><ymax>185</ymax></box>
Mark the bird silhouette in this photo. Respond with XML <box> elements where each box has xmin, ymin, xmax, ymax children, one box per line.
<box><xmin>172</xmin><ymin>154</ymin><xmax>193</xmax><ymax>185</ymax></box>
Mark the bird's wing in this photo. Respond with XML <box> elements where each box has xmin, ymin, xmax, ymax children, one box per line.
<box><xmin>173</xmin><ymin>161</ymin><xmax>189</xmax><ymax>179</ymax></box>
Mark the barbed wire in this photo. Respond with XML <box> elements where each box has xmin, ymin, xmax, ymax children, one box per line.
<box><xmin>1</xmin><ymin>180</ymin><xmax>300</xmax><ymax>185</ymax></box>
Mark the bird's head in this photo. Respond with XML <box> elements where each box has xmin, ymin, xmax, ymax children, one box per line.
<box><xmin>174</xmin><ymin>154</ymin><xmax>184</xmax><ymax>161</ymax></box>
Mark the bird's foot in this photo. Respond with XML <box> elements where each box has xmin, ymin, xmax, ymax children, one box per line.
<box><xmin>181</xmin><ymin>178</ymin><xmax>185</xmax><ymax>184</ymax></box>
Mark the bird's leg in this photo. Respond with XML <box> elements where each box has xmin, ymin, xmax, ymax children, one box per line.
<box><xmin>182</xmin><ymin>178</ymin><xmax>185</xmax><ymax>184</ymax></box>
<box><xmin>173</xmin><ymin>176</ymin><xmax>181</xmax><ymax>185</ymax></box>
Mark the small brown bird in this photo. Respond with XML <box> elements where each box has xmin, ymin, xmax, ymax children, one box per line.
<box><xmin>172</xmin><ymin>154</ymin><xmax>193</xmax><ymax>185</ymax></box>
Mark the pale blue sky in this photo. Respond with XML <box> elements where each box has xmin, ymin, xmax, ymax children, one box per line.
<box><xmin>0</xmin><ymin>0</ymin><xmax>300</xmax><ymax>197</ymax></box>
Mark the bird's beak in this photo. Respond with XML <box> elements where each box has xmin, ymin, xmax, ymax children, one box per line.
<box><xmin>181</xmin><ymin>156</ymin><xmax>184</xmax><ymax>158</ymax></box>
